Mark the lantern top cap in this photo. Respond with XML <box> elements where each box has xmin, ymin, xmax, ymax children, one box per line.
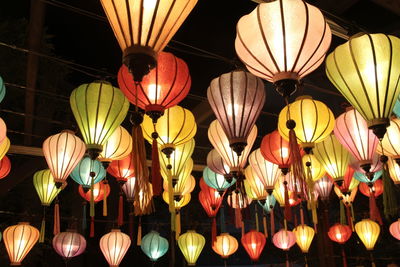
<box><xmin>295</xmin><ymin>95</ymin><xmax>313</xmax><ymax>101</ymax></box>
<box><xmin>61</xmin><ymin>130</ymin><xmax>75</xmax><ymax>135</ymax></box>
<box><xmin>111</xmin><ymin>229</ymin><xmax>121</xmax><ymax>232</ymax></box>
<box><xmin>17</xmin><ymin>222</ymin><xmax>30</xmax><ymax>225</ymax></box>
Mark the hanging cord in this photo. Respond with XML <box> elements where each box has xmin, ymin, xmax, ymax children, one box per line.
<box><xmin>39</xmin><ymin>206</ymin><xmax>46</xmax><ymax>243</ymax></box>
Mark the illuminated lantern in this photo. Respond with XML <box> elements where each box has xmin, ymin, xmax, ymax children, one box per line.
<box><xmin>43</xmin><ymin>130</ymin><xmax>86</xmax><ymax>186</ymax></box>
<box><xmin>162</xmin><ymin>191</ymin><xmax>191</xmax><ymax>210</ymax></box>
<box><xmin>107</xmin><ymin>152</ymin><xmax>136</xmax><ymax>182</ymax></box>
<box><xmin>278</xmin><ymin>96</ymin><xmax>335</xmax><ymax>151</ymax></box>
<box><xmin>388</xmin><ymin>157</ymin><xmax>400</xmax><ymax>184</ymax></box>
<box><xmin>79</xmin><ymin>181</ymin><xmax>110</xmax><ymax>203</ymax></box>
<box><xmin>273</xmin><ymin>180</ymin><xmax>299</xmax><ymax>207</ymax></box>
<box><xmin>389</xmin><ymin>219</ymin><xmax>400</xmax><ymax>240</ymax></box>
<box><xmin>314</xmin><ymin>176</ymin><xmax>333</xmax><ymax>202</ymax></box>
<box><xmin>100</xmin><ymin>0</ymin><xmax>197</xmax><ymax>82</ymax></box>
<box><xmin>33</xmin><ymin>169</ymin><xmax>63</xmax><ymax>206</ymax></box>
<box><xmin>293</xmin><ymin>225</ymin><xmax>315</xmax><ymax>253</ymax></box>
<box><xmin>379</xmin><ymin>118</ymin><xmax>400</xmax><ymax>160</ymax></box>
<box><xmin>207</xmin><ymin>70</ymin><xmax>265</xmax><ymax>155</ymax></box>
<box><xmin>241</xmin><ymin>230</ymin><xmax>266</xmax><ymax>262</ymax></box>
<box><xmin>100</xmin><ymin>229</ymin><xmax>131</xmax><ymax>267</ymax></box>
<box><xmin>52</xmin><ymin>230</ymin><xmax>86</xmax><ymax>259</ymax></box>
<box><xmin>212</xmin><ymin>233</ymin><xmax>239</xmax><ymax>258</ymax></box>
<box><xmin>178</xmin><ymin>230</ymin><xmax>205</xmax><ymax>266</ymax></box>
<box><xmin>208</xmin><ymin>120</ymin><xmax>257</xmax><ymax>174</ymax></box>
<box><xmin>235</xmin><ymin>0</ymin><xmax>331</xmax><ymax>97</ymax></box>
<box><xmin>203</xmin><ymin>167</ymin><xmax>236</xmax><ymax>193</ymax></box>
<box><xmin>121</xmin><ymin>177</ymin><xmax>136</xmax><ymax>202</ymax></box>
<box><xmin>3</xmin><ymin>222</ymin><xmax>39</xmax><ymax>265</ymax></box>
<box><xmin>0</xmin><ymin>117</ymin><xmax>6</xmax><ymax>145</ymax></box>
<box><xmin>328</xmin><ymin>224</ymin><xmax>352</xmax><ymax>244</ymax></box>
<box><xmin>326</xmin><ymin>33</ymin><xmax>400</xmax><ymax>138</ymax></box>
<box><xmin>355</xmin><ymin>219</ymin><xmax>380</xmax><ymax>250</ymax></box>
<box><xmin>249</xmin><ymin>149</ymin><xmax>280</xmax><ymax>191</ymax></box>
<box><xmin>272</xmin><ymin>229</ymin><xmax>296</xmax><ymax>251</ymax></box>
<box><xmin>206</xmin><ymin>149</ymin><xmax>230</xmax><ymax>176</ymax></box>
<box><xmin>334</xmin><ymin>108</ymin><xmax>378</xmax><ymax>172</ymax></box>
<box><xmin>359</xmin><ymin>179</ymin><xmax>383</xmax><ymax>198</ymax></box>
<box><xmin>260</xmin><ymin>130</ymin><xmax>293</xmax><ymax>174</ymax></box>
<box><xmin>243</xmin><ymin>169</ymin><xmax>267</xmax><ymax>201</ymax></box>
<box><xmin>351</xmin><ymin>152</ymin><xmax>382</xmax><ymax>174</ymax></box>
<box><xmin>0</xmin><ymin>155</ymin><xmax>11</xmax><ymax>179</ymax></box>
<box><xmin>198</xmin><ymin>189</ymin><xmax>223</xmax><ymax>218</ymax></box>
<box><xmin>227</xmin><ymin>190</ymin><xmax>252</xmax><ymax>209</ymax></box>
<box><xmin>354</xmin><ymin>170</ymin><xmax>381</xmax><ymax>184</ymax></box>
<box><xmin>0</xmin><ymin>137</ymin><xmax>10</xmax><ymax>160</ymax></box>
<box><xmin>98</xmin><ymin>126</ymin><xmax>132</xmax><ymax>164</ymax></box>
<box><xmin>141</xmin><ymin>231</ymin><xmax>169</xmax><ymax>262</ymax></box>
<box><xmin>313</xmin><ymin>134</ymin><xmax>351</xmax><ymax>184</ymax></box>
<box><xmin>0</xmin><ymin>75</ymin><xmax>6</xmax><ymax>103</ymax></box>
<box><xmin>118</xmin><ymin>52</ymin><xmax>191</xmax><ymax>122</ymax></box>
<box><xmin>302</xmin><ymin>154</ymin><xmax>325</xmax><ymax>182</ymax></box>
<box><xmin>258</xmin><ymin>195</ymin><xmax>276</xmax><ymax>214</ymax></box>
<box><xmin>164</xmin><ymin>175</ymin><xmax>195</xmax><ymax>196</ymax></box>
<box><xmin>70</xmin><ymin>156</ymin><xmax>106</xmax><ymax>188</ymax></box>
<box><xmin>70</xmin><ymin>81</ymin><xmax>129</xmax><ymax>159</ymax></box>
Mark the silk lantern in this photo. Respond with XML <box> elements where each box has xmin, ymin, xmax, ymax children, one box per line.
<box><xmin>326</xmin><ymin>33</ymin><xmax>400</xmax><ymax>139</ymax></box>
<box><xmin>249</xmin><ymin>148</ymin><xmax>280</xmax><ymax>192</ymax></box>
<box><xmin>121</xmin><ymin>177</ymin><xmax>136</xmax><ymax>202</ymax></box>
<box><xmin>203</xmin><ymin>167</ymin><xmax>236</xmax><ymax>193</ymax></box>
<box><xmin>52</xmin><ymin>230</ymin><xmax>86</xmax><ymax>259</ymax></box>
<box><xmin>272</xmin><ymin>229</ymin><xmax>296</xmax><ymax>251</ymax></box>
<box><xmin>244</xmin><ymin>167</ymin><xmax>268</xmax><ymax>201</ymax></box>
<box><xmin>79</xmin><ymin>181</ymin><xmax>110</xmax><ymax>203</ymax></box>
<box><xmin>164</xmin><ymin>175</ymin><xmax>195</xmax><ymax>197</ymax></box>
<box><xmin>241</xmin><ymin>230</ymin><xmax>266</xmax><ymax>262</ymax></box>
<box><xmin>235</xmin><ymin>0</ymin><xmax>331</xmax><ymax>97</ymax></box>
<box><xmin>206</xmin><ymin>149</ymin><xmax>230</xmax><ymax>176</ymax></box>
<box><xmin>0</xmin><ymin>155</ymin><xmax>11</xmax><ymax>179</ymax></box>
<box><xmin>302</xmin><ymin>154</ymin><xmax>325</xmax><ymax>182</ymax></box>
<box><xmin>0</xmin><ymin>117</ymin><xmax>7</xmax><ymax>145</ymax></box>
<box><xmin>141</xmin><ymin>231</ymin><xmax>169</xmax><ymax>262</ymax></box>
<box><xmin>107</xmin><ymin>152</ymin><xmax>136</xmax><ymax>182</ymax></box>
<box><xmin>178</xmin><ymin>230</ymin><xmax>205</xmax><ymax>266</ymax></box>
<box><xmin>258</xmin><ymin>194</ymin><xmax>276</xmax><ymax>214</ymax></box>
<box><xmin>260</xmin><ymin>130</ymin><xmax>293</xmax><ymax>174</ymax></box>
<box><xmin>33</xmin><ymin>169</ymin><xmax>63</xmax><ymax>206</ymax></box>
<box><xmin>293</xmin><ymin>224</ymin><xmax>315</xmax><ymax>253</ymax></box>
<box><xmin>388</xmin><ymin>157</ymin><xmax>400</xmax><ymax>184</ymax></box>
<box><xmin>355</xmin><ymin>219</ymin><xmax>380</xmax><ymax>251</ymax></box>
<box><xmin>0</xmin><ymin>137</ymin><xmax>10</xmax><ymax>160</ymax></box>
<box><xmin>162</xmin><ymin>191</ymin><xmax>191</xmax><ymax>210</ymax></box>
<box><xmin>359</xmin><ymin>179</ymin><xmax>383</xmax><ymax>198</ymax></box>
<box><xmin>98</xmin><ymin>126</ymin><xmax>132</xmax><ymax>164</ymax></box>
<box><xmin>379</xmin><ymin>117</ymin><xmax>400</xmax><ymax>160</ymax></box>
<box><xmin>212</xmin><ymin>233</ymin><xmax>239</xmax><ymax>259</ymax></box>
<box><xmin>100</xmin><ymin>229</ymin><xmax>131</xmax><ymax>267</ymax></box>
<box><xmin>389</xmin><ymin>219</ymin><xmax>400</xmax><ymax>240</ymax></box>
<box><xmin>314</xmin><ymin>176</ymin><xmax>333</xmax><ymax>202</ymax></box>
<box><xmin>328</xmin><ymin>223</ymin><xmax>352</xmax><ymax>244</ymax></box>
<box><xmin>70</xmin><ymin>156</ymin><xmax>106</xmax><ymax>188</ymax></box>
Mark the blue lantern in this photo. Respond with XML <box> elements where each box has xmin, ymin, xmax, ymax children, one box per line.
<box><xmin>141</xmin><ymin>231</ymin><xmax>169</xmax><ymax>262</ymax></box>
<box><xmin>203</xmin><ymin>167</ymin><xmax>236</xmax><ymax>192</ymax></box>
<box><xmin>0</xmin><ymin>76</ymin><xmax>5</xmax><ymax>103</ymax></box>
<box><xmin>354</xmin><ymin>170</ymin><xmax>382</xmax><ymax>184</ymax></box>
<box><xmin>70</xmin><ymin>156</ymin><xmax>105</xmax><ymax>188</ymax></box>
<box><xmin>258</xmin><ymin>195</ymin><xmax>276</xmax><ymax>213</ymax></box>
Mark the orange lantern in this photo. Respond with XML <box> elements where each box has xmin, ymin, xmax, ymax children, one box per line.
<box><xmin>0</xmin><ymin>155</ymin><xmax>11</xmax><ymax>179</ymax></box>
<box><xmin>100</xmin><ymin>229</ymin><xmax>131</xmax><ymax>267</ymax></box>
<box><xmin>389</xmin><ymin>219</ymin><xmax>400</xmax><ymax>241</ymax></box>
<box><xmin>260</xmin><ymin>130</ymin><xmax>293</xmax><ymax>174</ymax></box>
<box><xmin>79</xmin><ymin>181</ymin><xmax>110</xmax><ymax>203</ymax></box>
<box><xmin>241</xmin><ymin>230</ymin><xmax>266</xmax><ymax>262</ymax></box>
<box><xmin>107</xmin><ymin>152</ymin><xmax>135</xmax><ymax>182</ymax></box>
<box><xmin>212</xmin><ymin>233</ymin><xmax>239</xmax><ymax>259</ymax></box>
<box><xmin>328</xmin><ymin>223</ymin><xmax>352</xmax><ymax>244</ymax></box>
<box><xmin>359</xmin><ymin>179</ymin><xmax>384</xmax><ymax>198</ymax></box>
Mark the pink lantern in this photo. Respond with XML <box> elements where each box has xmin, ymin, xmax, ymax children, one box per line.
<box><xmin>100</xmin><ymin>229</ymin><xmax>131</xmax><ymax>267</ymax></box>
<box><xmin>314</xmin><ymin>176</ymin><xmax>333</xmax><ymax>202</ymax></box>
<box><xmin>53</xmin><ymin>230</ymin><xmax>86</xmax><ymax>259</ymax></box>
<box><xmin>389</xmin><ymin>219</ymin><xmax>400</xmax><ymax>241</ymax></box>
<box><xmin>272</xmin><ymin>229</ymin><xmax>296</xmax><ymax>251</ymax></box>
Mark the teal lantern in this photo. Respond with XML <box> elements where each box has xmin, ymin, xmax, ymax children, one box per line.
<box><xmin>0</xmin><ymin>76</ymin><xmax>5</xmax><ymax>103</ymax></box>
<box><xmin>393</xmin><ymin>98</ymin><xmax>400</xmax><ymax>118</ymax></box>
<box><xmin>70</xmin><ymin>156</ymin><xmax>106</xmax><ymax>188</ymax></box>
<box><xmin>354</xmin><ymin>170</ymin><xmax>382</xmax><ymax>184</ymax></box>
<box><xmin>141</xmin><ymin>231</ymin><xmax>169</xmax><ymax>262</ymax></box>
<box><xmin>203</xmin><ymin>167</ymin><xmax>236</xmax><ymax>193</ymax></box>
<box><xmin>258</xmin><ymin>194</ymin><xmax>276</xmax><ymax>214</ymax></box>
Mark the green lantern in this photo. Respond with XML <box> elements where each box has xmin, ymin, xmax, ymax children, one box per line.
<box><xmin>0</xmin><ymin>76</ymin><xmax>6</xmax><ymax>103</ymax></box>
<box><xmin>70</xmin><ymin>81</ymin><xmax>129</xmax><ymax>159</ymax></box>
<box><xmin>141</xmin><ymin>231</ymin><xmax>169</xmax><ymax>262</ymax></box>
<box><xmin>33</xmin><ymin>169</ymin><xmax>63</xmax><ymax>206</ymax></box>
<box><xmin>203</xmin><ymin>167</ymin><xmax>236</xmax><ymax>193</ymax></box>
<box><xmin>70</xmin><ymin>156</ymin><xmax>106</xmax><ymax>188</ymax></box>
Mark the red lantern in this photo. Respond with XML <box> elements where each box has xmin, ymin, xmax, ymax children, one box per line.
<box><xmin>0</xmin><ymin>155</ymin><xmax>11</xmax><ymax>179</ymax></box>
<box><xmin>199</xmin><ymin>178</ymin><xmax>223</xmax><ymax>217</ymax></box>
<box><xmin>107</xmin><ymin>152</ymin><xmax>135</xmax><ymax>182</ymax></box>
<box><xmin>272</xmin><ymin>229</ymin><xmax>296</xmax><ymax>251</ymax></box>
<box><xmin>389</xmin><ymin>219</ymin><xmax>400</xmax><ymax>241</ymax></box>
<box><xmin>359</xmin><ymin>179</ymin><xmax>383</xmax><ymax>198</ymax></box>
<box><xmin>241</xmin><ymin>230</ymin><xmax>266</xmax><ymax>262</ymax></box>
<box><xmin>328</xmin><ymin>223</ymin><xmax>352</xmax><ymax>244</ymax></box>
<box><xmin>79</xmin><ymin>181</ymin><xmax>110</xmax><ymax>203</ymax></box>
<box><xmin>260</xmin><ymin>130</ymin><xmax>293</xmax><ymax>174</ymax></box>
<box><xmin>118</xmin><ymin>51</ymin><xmax>191</xmax><ymax>122</ymax></box>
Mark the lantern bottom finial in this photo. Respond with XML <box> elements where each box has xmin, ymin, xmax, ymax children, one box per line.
<box><xmin>230</xmin><ymin>141</ymin><xmax>247</xmax><ymax>157</ymax></box>
<box><xmin>87</xmin><ymin>144</ymin><xmax>103</xmax><ymax>160</ymax></box>
<box><xmin>274</xmin><ymin>79</ymin><xmax>298</xmax><ymax>97</ymax></box>
<box><xmin>368</xmin><ymin>119</ymin><xmax>389</xmax><ymax>139</ymax></box>
<box><xmin>123</xmin><ymin>45</ymin><xmax>157</xmax><ymax>83</ymax></box>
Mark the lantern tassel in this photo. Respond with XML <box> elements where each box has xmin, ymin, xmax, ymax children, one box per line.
<box><xmin>382</xmin><ymin>159</ymin><xmax>397</xmax><ymax>219</ymax></box>
<box><xmin>137</xmin><ymin>217</ymin><xmax>142</xmax><ymax>246</ymax></box>
<box><xmin>90</xmin><ymin>216</ymin><xmax>95</xmax><ymax>238</ymax></box>
<box><xmin>39</xmin><ymin>209</ymin><xmax>46</xmax><ymax>243</ymax></box>
<box><xmin>151</xmin><ymin>136</ymin><xmax>162</xmax><ymax>196</ymax></box>
<box><xmin>350</xmin><ymin>204</ymin><xmax>355</xmax><ymax>231</ymax></box>
<box><xmin>129</xmin><ymin>211</ymin><xmax>134</xmax><ymax>241</ymax></box>
<box><xmin>82</xmin><ymin>202</ymin><xmax>87</xmax><ymax>232</ymax></box>
<box><xmin>255</xmin><ymin>205</ymin><xmax>260</xmax><ymax>231</ymax></box>
<box><xmin>369</xmin><ymin>191</ymin><xmax>383</xmax><ymax>225</ymax></box>
<box><xmin>342</xmin><ymin>246</ymin><xmax>348</xmax><ymax>267</ymax></box>
<box><xmin>90</xmin><ymin>177</ymin><xmax>95</xmax><ymax>218</ymax></box>
<box><xmin>263</xmin><ymin>215</ymin><xmax>268</xmax><ymax>238</ymax></box>
<box><xmin>53</xmin><ymin>199</ymin><xmax>60</xmax><ymax>236</ymax></box>
<box><xmin>175</xmin><ymin>212</ymin><xmax>181</xmax><ymax>240</ymax></box>
<box><xmin>241</xmin><ymin>221</ymin><xmax>245</xmax><ymax>237</ymax></box>
<box><xmin>235</xmin><ymin>208</ymin><xmax>242</xmax><ymax>229</ymax></box>
<box><xmin>346</xmin><ymin>205</ymin><xmax>353</xmax><ymax>230</ymax></box>
<box><xmin>212</xmin><ymin>217</ymin><xmax>217</xmax><ymax>244</ymax></box>
<box><xmin>340</xmin><ymin>199</ymin><xmax>346</xmax><ymax>225</ymax></box>
<box><xmin>103</xmin><ymin>180</ymin><xmax>108</xmax><ymax>217</ymax></box>
<box><xmin>283</xmin><ymin>181</ymin><xmax>292</xmax><ymax>221</ymax></box>
<box><xmin>270</xmin><ymin>208</ymin><xmax>275</xmax><ymax>235</ymax></box>
<box><xmin>285</xmin><ymin>251</ymin><xmax>290</xmax><ymax>267</ymax></box>
<box><xmin>118</xmin><ymin>192</ymin><xmax>124</xmax><ymax>227</ymax></box>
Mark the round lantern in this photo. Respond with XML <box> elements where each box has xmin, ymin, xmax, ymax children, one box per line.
<box><xmin>379</xmin><ymin>117</ymin><xmax>400</xmax><ymax>160</ymax></box>
<box><xmin>178</xmin><ymin>230</ymin><xmax>205</xmax><ymax>266</ymax></box>
<box><xmin>272</xmin><ymin>229</ymin><xmax>296</xmax><ymax>251</ymax></box>
<box><xmin>98</xmin><ymin>126</ymin><xmax>132</xmax><ymax>164</ymax></box>
<box><xmin>141</xmin><ymin>231</ymin><xmax>169</xmax><ymax>262</ymax></box>
<box><xmin>33</xmin><ymin>169</ymin><xmax>63</xmax><ymax>206</ymax></box>
<box><xmin>293</xmin><ymin>224</ymin><xmax>315</xmax><ymax>253</ymax></box>
<box><xmin>100</xmin><ymin>229</ymin><xmax>131</xmax><ymax>267</ymax></box>
<box><xmin>0</xmin><ymin>75</ymin><xmax>6</xmax><ymax>103</ymax></box>
<box><xmin>359</xmin><ymin>179</ymin><xmax>383</xmax><ymax>198</ymax></box>
<box><xmin>244</xmin><ymin>168</ymin><xmax>268</xmax><ymax>201</ymax></box>
<box><xmin>79</xmin><ymin>181</ymin><xmax>110</xmax><ymax>203</ymax></box>
<box><xmin>355</xmin><ymin>219</ymin><xmax>380</xmax><ymax>251</ymax></box>
<box><xmin>119</xmin><ymin>51</ymin><xmax>191</xmax><ymax>122</ymax></box>
<box><xmin>260</xmin><ymin>130</ymin><xmax>293</xmax><ymax>174</ymax></box>
<box><xmin>314</xmin><ymin>176</ymin><xmax>333</xmax><ymax>202</ymax></box>
<box><xmin>208</xmin><ymin>120</ymin><xmax>257</xmax><ymax>174</ymax></box>
<box><xmin>388</xmin><ymin>157</ymin><xmax>400</xmax><ymax>184</ymax></box>
<box><xmin>326</xmin><ymin>33</ymin><xmax>400</xmax><ymax>139</ymax></box>
<box><xmin>203</xmin><ymin>167</ymin><xmax>236</xmax><ymax>193</ymax></box>
<box><xmin>70</xmin><ymin>81</ymin><xmax>129</xmax><ymax>159</ymax></box>
<box><xmin>328</xmin><ymin>224</ymin><xmax>352</xmax><ymax>244</ymax></box>
<box><xmin>3</xmin><ymin>222</ymin><xmax>39</xmax><ymax>266</ymax></box>
<box><xmin>0</xmin><ymin>155</ymin><xmax>11</xmax><ymax>179</ymax></box>
<box><xmin>302</xmin><ymin>154</ymin><xmax>325</xmax><ymax>182</ymax></box>
<box><xmin>121</xmin><ymin>177</ymin><xmax>136</xmax><ymax>202</ymax></box>
<box><xmin>207</xmin><ymin>149</ymin><xmax>231</xmax><ymax>176</ymax></box>
<box><xmin>235</xmin><ymin>0</ymin><xmax>331</xmax><ymax>96</ymax></box>
<box><xmin>52</xmin><ymin>230</ymin><xmax>86</xmax><ymax>259</ymax></box>
<box><xmin>70</xmin><ymin>156</ymin><xmax>106</xmax><ymax>188</ymax></box>
<box><xmin>43</xmin><ymin>130</ymin><xmax>86</xmax><ymax>186</ymax></box>
<box><xmin>241</xmin><ymin>230</ymin><xmax>266</xmax><ymax>262</ymax></box>
<box><xmin>0</xmin><ymin>137</ymin><xmax>10</xmax><ymax>160</ymax></box>
<box><xmin>107</xmin><ymin>152</ymin><xmax>136</xmax><ymax>182</ymax></box>
<box><xmin>212</xmin><ymin>233</ymin><xmax>239</xmax><ymax>259</ymax></box>
<box><xmin>249</xmin><ymin>148</ymin><xmax>281</xmax><ymax>191</ymax></box>
<box><xmin>207</xmin><ymin>70</ymin><xmax>265</xmax><ymax>155</ymax></box>
<box><xmin>278</xmin><ymin>96</ymin><xmax>335</xmax><ymax>151</ymax></box>
<box><xmin>389</xmin><ymin>219</ymin><xmax>400</xmax><ymax>240</ymax></box>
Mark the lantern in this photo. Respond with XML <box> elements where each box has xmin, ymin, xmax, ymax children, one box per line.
<box><xmin>328</xmin><ymin>224</ymin><xmax>352</xmax><ymax>244</ymax></box>
<box><xmin>351</xmin><ymin>152</ymin><xmax>382</xmax><ymax>174</ymax></box>
<box><xmin>3</xmin><ymin>222</ymin><xmax>39</xmax><ymax>266</ymax></box>
<box><xmin>208</xmin><ymin>120</ymin><xmax>257</xmax><ymax>174</ymax></box>
<box><xmin>70</xmin><ymin>156</ymin><xmax>106</xmax><ymax>188</ymax></box>
<box><xmin>235</xmin><ymin>0</ymin><xmax>331</xmax><ymax>96</ymax></box>
<box><xmin>355</xmin><ymin>219</ymin><xmax>380</xmax><ymax>250</ymax></box>
<box><xmin>107</xmin><ymin>152</ymin><xmax>136</xmax><ymax>182</ymax></box>
<box><xmin>118</xmin><ymin>51</ymin><xmax>191</xmax><ymax>122</ymax></box>
<box><xmin>227</xmin><ymin>190</ymin><xmax>252</xmax><ymax>209</ymax></box>
<box><xmin>313</xmin><ymin>134</ymin><xmax>351</xmax><ymax>184</ymax></box>
<box><xmin>302</xmin><ymin>154</ymin><xmax>325</xmax><ymax>182</ymax></box>
<box><xmin>244</xmin><ymin>166</ymin><xmax>268</xmax><ymax>200</ymax></box>
<box><xmin>212</xmin><ymin>233</ymin><xmax>239</xmax><ymax>259</ymax></box>
<box><xmin>258</xmin><ymin>195</ymin><xmax>276</xmax><ymax>214</ymax></box>
<box><xmin>33</xmin><ymin>169</ymin><xmax>63</xmax><ymax>206</ymax></box>
<box><xmin>354</xmin><ymin>170</ymin><xmax>382</xmax><ymax>184</ymax></box>
<box><xmin>164</xmin><ymin>174</ymin><xmax>195</xmax><ymax>196</ymax></box>
<box><xmin>203</xmin><ymin>167</ymin><xmax>236</xmax><ymax>193</ymax></box>
<box><xmin>100</xmin><ymin>229</ymin><xmax>131</xmax><ymax>267</ymax></box>
<box><xmin>100</xmin><ymin>0</ymin><xmax>197</xmax><ymax>81</ymax></box>
<box><xmin>272</xmin><ymin>229</ymin><xmax>296</xmax><ymax>251</ymax></box>
<box><xmin>388</xmin><ymin>157</ymin><xmax>400</xmax><ymax>184</ymax></box>
<box><xmin>359</xmin><ymin>179</ymin><xmax>384</xmax><ymax>198</ymax></box>
<box><xmin>178</xmin><ymin>230</ymin><xmax>205</xmax><ymax>266</ymax></box>
<box><xmin>314</xmin><ymin>176</ymin><xmax>333</xmax><ymax>202</ymax></box>
<box><xmin>241</xmin><ymin>230</ymin><xmax>266</xmax><ymax>262</ymax></box>
<box><xmin>206</xmin><ymin>149</ymin><xmax>230</xmax><ymax>176</ymax></box>
<box><xmin>293</xmin><ymin>224</ymin><xmax>315</xmax><ymax>253</ymax></box>
<box><xmin>79</xmin><ymin>181</ymin><xmax>110</xmax><ymax>203</ymax></box>
<box><xmin>334</xmin><ymin>108</ymin><xmax>379</xmax><ymax>172</ymax></box>
<box><xmin>389</xmin><ymin>219</ymin><xmax>400</xmax><ymax>241</ymax></box>
<box><xmin>207</xmin><ymin>70</ymin><xmax>265</xmax><ymax>155</ymax></box>
<box><xmin>98</xmin><ymin>126</ymin><xmax>132</xmax><ymax>164</ymax></box>
<box><xmin>52</xmin><ymin>230</ymin><xmax>86</xmax><ymax>259</ymax></box>
<box><xmin>0</xmin><ymin>137</ymin><xmax>10</xmax><ymax>160</ymax></box>
<box><xmin>163</xmin><ymin>158</ymin><xmax>193</xmax><ymax>190</ymax></box>
<box><xmin>249</xmin><ymin>149</ymin><xmax>281</xmax><ymax>191</ymax></box>
<box><xmin>273</xmin><ymin>180</ymin><xmax>299</xmax><ymax>207</ymax></box>
<box><xmin>379</xmin><ymin>118</ymin><xmax>400</xmax><ymax>160</ymax></box>
<box><xmin>70</xmin><ymin>81</ymin><xmax>129</xmax><ymax>159</ymax></box>
<box><xmin>141</xmin><ymin>231</ymin><xmax>169</xmax><ymax>262</ymax></box>
<box><xmin>278</xmin><ymin>96</ymin><xmax>335</xmax><ymax>151</ymax></box>
<box><xmin>198</xmin><ymin>187</ymin><xmax>223</xmax><ymax>218</ymax></box>
<box><xmin>0</xmin><ymin>117</ymin><xmax>6</xmax><ymax>145</ymax></box>
<box><xmin>121</xmin><ymin>177</ymin><xmax>136</xmax><ymax>202</ymax></box>
<box><xmin>0</xmin><ymin>155</ymin><xmax>11</xmax><ymax>179</ymax></box>
<box><xmin>162</xmin><ymin>191</ymin><xmax>191</xmax><ymax>210</ymax></box>
<box><xmin>0</xmin><ymin>75</ymin><xmax>6</xmax><ymax>103</ymax></box>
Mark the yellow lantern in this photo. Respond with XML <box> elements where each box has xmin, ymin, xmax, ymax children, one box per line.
<box><xmin>293</xmin><ymin>224</ymin><xmax>315</xmax><ymax>253</ymax></box>
<box><xmin>33</xmin><ymin>169</ymin><xmax>64</xmax><ymax>206</ymax></box>
<box><xmin>164</xmin><ymin>175</ymin><xmax>196</xmax><ymax>196</ymax></box>
<box><xmin>278</xmin><ymin>96</ymin><xmax>335</xmax><ymax>151</ymax></box>
<box><xmin>3</xmin><ymin>222</ymin><xmax>39</xmax><ymax>266</ymax></box>
<box><xmin>162</xmin><ymin>191</ymin><xmax>191</xmax><ymax>210</ymax></box>
<box><xmin>379</xmin><ymin>118</ymin><xmax>400</xmax><ymax>160</ymax></box>
<box><xmin>178</xmin><ymin>230</ymin><xmax>205</xmax><ymax>266</ymax></box>
<box><xmin>302</xmin><ymin>154</ymin><xmax>325</xmax><ymax>182</ymax></box>
<box><xmin>99</xmin><ymin>126</ymin><xmax>132</xmax><ymax>164</ymax></box>
<box><xmin>0</xmin><ymin>137</ymin><xmax>10</xmax><ymax>160</ymax></box>
<box><xmin>326</xmin><ymin>33</ymin><xmax>400</xmax><ymax>139</ymax></box>
<box><xmin>355</xmin><ymin>219</ymin><xmax>380</xmax><ymax>251</ymax></box>
<box><xmin>313</xmin><ymin>134</ymin><xmax>351</xmax><ymax>184</ymax></box>
<box><xmin>244</xmin><ymin>166</ymin><xmax>268</xmax><ymax>200</ymax></box>
<box><xmin>212</xmin><ymin>233</ymin><xmax>239</xmax><ymax>259</ymax></box>
<box><xmin>388</xmin><ymin>157</ymin><xmax>400</xmax><ymax>184</ymax></box>
<box><xmin>249</xmin><ymin>148</ymin><xmax>280</xmax><ymax>191</ymax></box>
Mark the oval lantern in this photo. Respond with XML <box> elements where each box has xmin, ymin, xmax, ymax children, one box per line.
<box><xmin>355</xmin><ymin>219</ymin><xmax>380</xmax><ymax>251</ymax></box>
<box><xmin>272</xmin><ymin>229</ymin><xmax>296</xmax><ymax>251</ymax></box>
<box><xmin>212</xmin><ymin>233</ymin><xmax>239</xmax><ymax>259</ymax></box>
<box><xmin>207</xmin><ymin>70</ymin><xmax>265</xmax><ymax>155</ymax></box>
<box><xmin>79</xmin><ymin>181</ymin><xmax>110</xmax><ymax>203</ymax></box>
<box><xmin>302</xmin><ymin>154</ymin><xmax>325</xmax><ymax>182</ymax></box>
<box><xmin>0</xmin><ymin>155</ymin><xmax>11</xmax><ymax>179</ymax></box>
<box><xmin>3</xmin><ymin>222</ymin><xmax>39</xmax><ymax>266</ymax></box>
<box><xmin>0</xmin><ymin>137</ymin><xmax>10</xmax><ymax>160</ymax></box>
<box><xmin>121</xmin><ymin>177</ymin><xmax>136</xmax><ymax>202</ymax></box>
<box><xmin>141</xmin><ymin>231</ymin><xmax>169</xmax><ymax>262</ymax></box>
<box><xmin>293</xmin><ymin>224</ymin><xmax>315</xmax><ymax>253</ymax></box>
<box><xmin>379</xmin><ymin>117</ymin><xmax>400</xmax><ymax>160</ymax></box>
<box><xmin>389</xmin><ymin>219</ymin><xmax>400</xmax><ymax>241</ymax></box>
<box><xmin>207</xmin><ymin>149</ymin><xmax>231</xmax><ymax>176</ymax></box>
<box><xmin>227</xmin><ymin>190</ymin><xmax>252</xmax><ymax>209</ymax></box>
<box><xmin>100</xmin><ymin>229</ymin><xmax>131</xmax><ymax>267</ymax></box>
<box><xmin>178</xmin><ymin>230</ymin><xmax>205</xmax><ymax>266</ymax></box>
<box><xmin>164</xmin><ymin>174</ymin><xmax>195</xmax><ymax>197</ymax></box>
<box><xmin>328</xmin><ymin>224</ymin><xmax>352</xmax><ymax>244</ymax></box>
<box><xmin>52</xmin><ymin>230</ymin><xmax>86</xmax><ymax>260</ymax></box>
<box><xmin>314</xmin><ymin>176</ymin><xmax>333</xmax><ymax>202</ymax></box>
<box><xmin>388</xmin><ymin>157</ymin><xmax>400</xmax><ymax>184</ymax></box>
<box><xmin>359</xmin><ymin>179</ymin><xmax>383</xmax><ymax>198</ymax></box>
<box><xmin>199</xmin><ymin>178</ymin><xmax>224</xmax><ymax>216</ymax></box>
<box><xmin>0</xmin><ymin>75</ymin><xmax>6</xmax><ymax>103</ymax></box>
<box><xmin>244</xmin><ymin>167</ymin><xmax>268</xmax><ymax>201</ymax></box>
<box><xmin>70</xmin><ymin>81</ymin><xmax>129</xmax><ymax>159</ymax></box>
<box><xmin>241</xmin><ymin>230</ymin><xmax>266</xmax><ymax>262</ymax></box>
<box><xmin>203</xmin><ymin>167</ymin><xmax>236</xmax><ymax>193</ymax></box>
<box><xmin>98</xmin><ymin>126</ymin><xmax>133</xmax><ymax>164</ymax></box>
<box><xmin>260</xmin><ymin>130</ymin><xmax>293</xmax><ymax>174</ymax></box>
<box><xmin>107</xmin><ymin>152</ymin><xmax>136</xmax><ymax>182</ymax></box>
<box><xmin>249</xmin><ymin>148</ymin><xmax>281</xmax><ymax>191</ymax></box>
<box><xmin>33</xmin><ymin>169</ymin><xmax>63</xmax><ymax>206</ymax></box>
<box><xmin>70</xmin><ymin>156</ymin><xmax>106</xmax><ymax>188</ymax></box>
